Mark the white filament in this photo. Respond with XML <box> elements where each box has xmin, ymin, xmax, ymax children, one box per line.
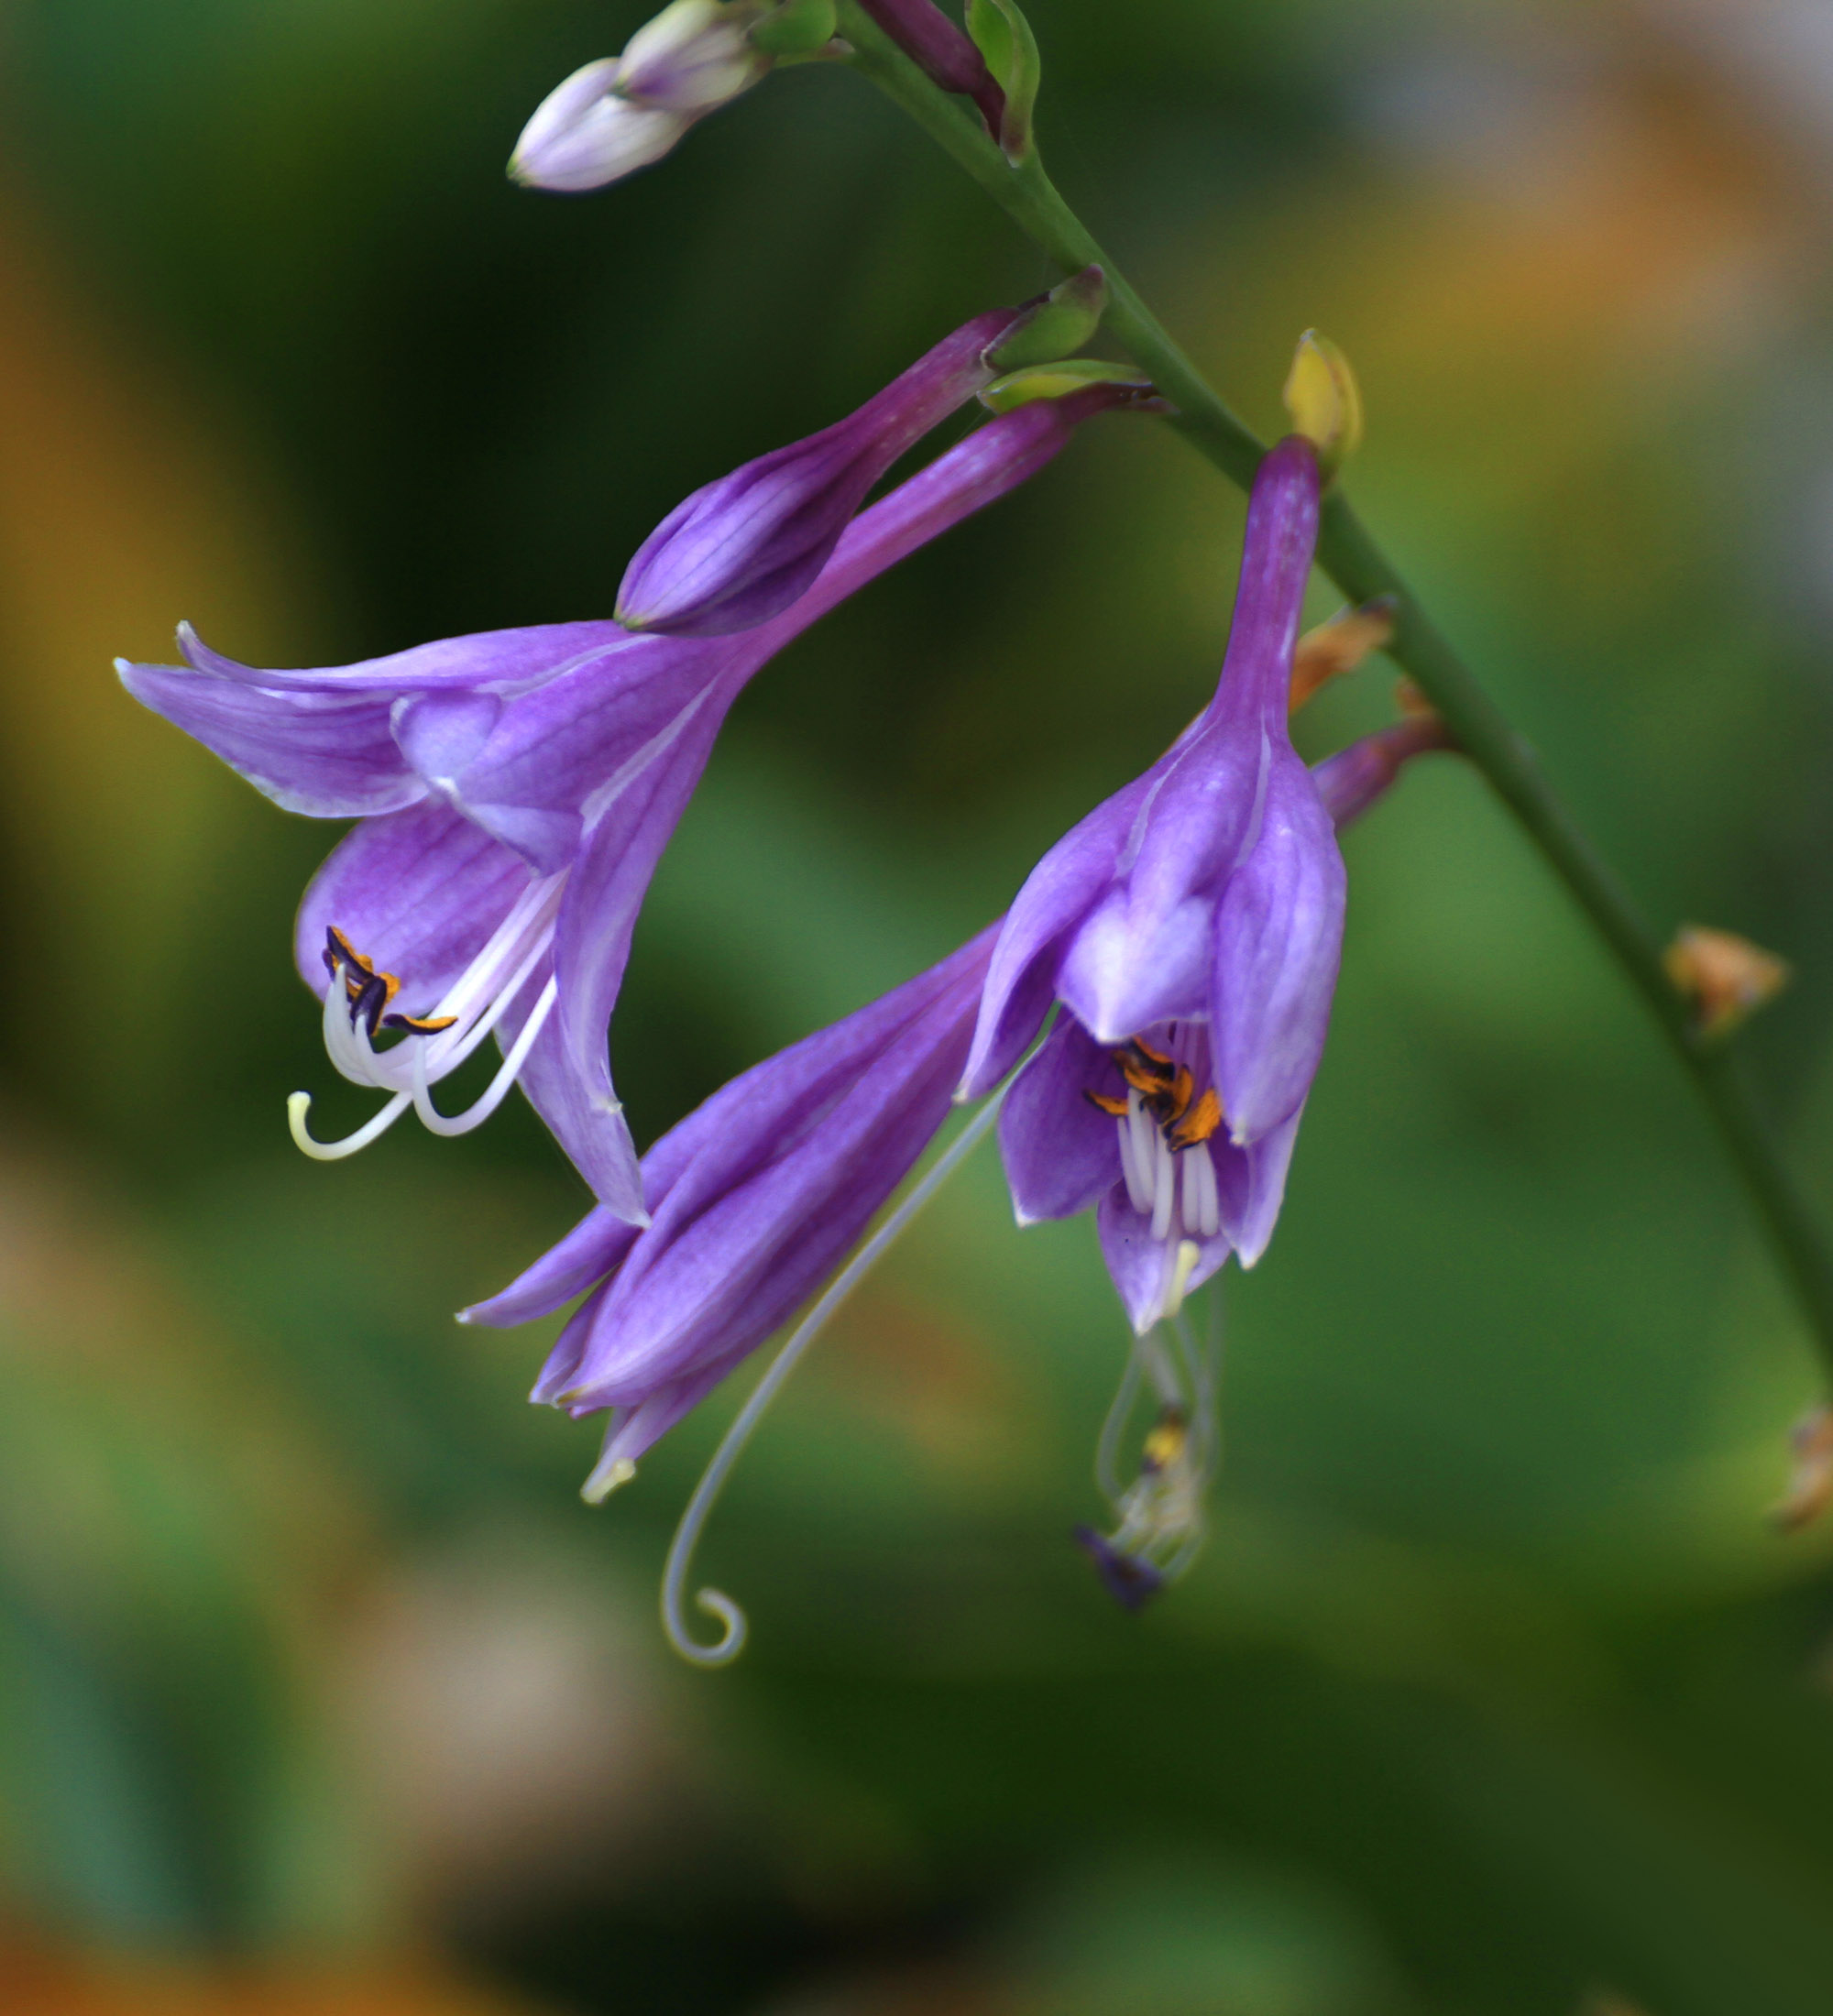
<box><xmin>1108</xmin><ymin>1074</ymin><xmax>1224</xmax><ymax>1323</ymax></box>
<box><xmin>655</xmin><ymin>1092</ymin><xmax>1007</xmax><ymax>1669</ymax></box>
<box><xmin>290</xmin><ymin>870</ymin><xmax>566</xmax><ymax>1160</ymax></box>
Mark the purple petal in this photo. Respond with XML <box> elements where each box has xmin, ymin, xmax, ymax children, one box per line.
<box><xmin>1213</xmin><ymin>1106</ymin><xmax>1302</xmax><ymax>1267</ymax></box>
<box><xmin>1209</xmin><ymin>759</ymin><xmax>1345</xmax><ymax>1145</ymax></box>
<box><xmin>1073</xmin><ymin>1526</ymin><xmax>1164</xmax><ymax>1610</ymax></box>
<box><xmin>466</xmin><ymin>1217</ymin><xmax>639</xmax><ymax>1331</ymax></box>
<box><xmin>511</xmin><ymin>1009</ymin><xmax>645</xmax><ymax>1226</ymax></box>
<box><xmin>556</xmin><ymin>930</ymin><xmax>996</xmax><ymax>1410</ymax></box>
<box><xmin>997</xmin><ymin>1017</ymin><xmax>1122</xmax><ymax>1223</ymax></box>
<box><xmin>118</xmin><ymin>662</ymin><xmax>422</xmax><ymax>819</ymax></box>
<box><xmin>1095</xmin><ymin>1186</ymin><xmax>1231</xmax><ymax>1336</ymax></box>
<box><xmin>172</xmin><ymin>618</ymin><xmax>638</xmax><ymax>696</ymax></box>
<box><xmin>529</xmin><ymin>1279</ymin><xmax>611</xmax><ymax>1407</ymax></box>
<box><xmin>960</xmin><ymin>775</ymin><xmax>1154</xmax><ymax>1095</ymax></box>
<box><xmin>292</xmin><ymin>800</ymin><xmax>536</xmax><ymax>1013</ymax></box>
<box><xmin>1204</xmin><ymin>437</ymin><xmax>1322</xmax><ymax>735</ymax></box>
<box><xmin>616</xmin><ymin>309</ymin><xmax>1015</xmax><ymax>638</ymax></box>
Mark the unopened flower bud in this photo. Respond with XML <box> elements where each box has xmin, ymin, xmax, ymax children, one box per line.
<box><xmin>1773</xmin><ymin>1404</ymin><xmax>1833</xmax><ymax>1532</ymax></box>
<box><xmin>1312</xmin><ymin>713</ymin><xmax>1454</xmax><ymax>829</ymax></box>
<box><xmin>853</xmin><ymin>0</ymin><xmax>1005</xmax><ymax>137</ymax></box>
<box><xmin>1282</xmin><ymin>330</ymin><xmax>1363</xmax><ymax>478</ymax></box>
<box><xmin>510</xmin><ymin>1</ymin><xmax>771</xmax><ymax>193</ymax></box>
<box><xmin>619</xmin><ymin>0</ymin><xmax>771</xmax><ymax>108</ymax></box>
<box><xmin>1663</xmin><ymin>924</ymin><xmax>1790</xmax><ymax>1041</ymax></box>
<box><xmin>979</xmin><ymin>357</ymin><xmax>1154</xmax><ymax>413</ymax></box>
<box><xmin>1288</xmin><ymin>594</ymin><xmax>1398</xmax><ymax>713</ymax></box>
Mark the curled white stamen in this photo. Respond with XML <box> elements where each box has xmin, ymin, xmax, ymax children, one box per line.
<box><xmin>288</xmin><ymin>1087</ymin><xmax>413</xmax><ymax>1159</ymax></box>
<box><xmin>411</xmin><ymin>974</ymin><xmax>559</xmax><ymax>1135</ymax></box>
<box><xmin>656</xmin><ymin>1091</ymin><xmax>1007</xmax><ymax>1669</ymax></box>
<box><xmin>291</xmin><ymin>871</ymin><xmax>566</xmax><ymax>1162</ymax></box>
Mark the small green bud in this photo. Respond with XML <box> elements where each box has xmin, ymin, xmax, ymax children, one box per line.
<box><xmin>966</xmin><ymin>0</ymin><xmax>1040</xmax><ymax>161</ymax></box>
<box><xmin>982</xmin><ymin>266</ymin><xmax>1107</xmax><ymax>373</ymax></box>
<box><xmin>979</xmin><ymin>357</ymin><xmax>1153</xmax><ymax>413</ymax></box>
<box><xmin>1281</xmin><ymin>330</ymin><xmax>1363</xmax><ymax>479</ymax></box>
<box><xmin>750</xmin><ymin>0</ymin><xmax>837</xmax><ymax>60</ymax></box>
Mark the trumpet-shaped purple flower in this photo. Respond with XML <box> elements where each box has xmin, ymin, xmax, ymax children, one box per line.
<box><xmin>463</xmin><ymin>927</ymin><xmax>997</xmax><ymax>1488</ymax></box>
<box><xmin>119</xmin><ymin>383</ymin><xmax>1126</xmax><ymax>1223</ymax></box>
<box><xmin>960</xmin><ymin>435</ymin><xmax>1342</xmax><ymax>1331</ymax></box>
<box><xmin>617</xmin><ymin>297</ymin><xmax>1068</xmax><ymax>637</ymax></box>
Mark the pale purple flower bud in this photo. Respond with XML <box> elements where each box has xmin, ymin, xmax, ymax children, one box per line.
<box><xmin>618</xmin><ymin>0</ymin><xmax>772</xmax><ymax>109</ymax></box>
<box><xmin>510</xmin><ymin>2</ymin><xmax>770</xmax><ymax>193</ymax></box>
<box><xmin>617</xmin><ymin>301</ymin><xmax>1049</xmax><ymax>637</ymax></box>
<box><xmin>463</xmin><ymin>929</ymin><xmax>998</xmax><ymax>1477</ymax></box>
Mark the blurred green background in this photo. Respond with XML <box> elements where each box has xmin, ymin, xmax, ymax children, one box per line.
<box><xmin>2</xmin><ymin>1</ymin><xmax>1832</xmax><ymax>2011</ymax></box>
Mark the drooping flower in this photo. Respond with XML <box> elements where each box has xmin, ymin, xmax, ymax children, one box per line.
<box><xmin>118</xmin><ymin>375</ymin><xmax>1133</xmax><ymax>1223</ymax></box>
<box><xmin>510</xmin><ymin>0</ymin><xmax>774</xmax><ymax>193</ymax></box>
<box><xmin>617</xmin><ymin>276</ymin><xmax>1103</xmax><ymax>636</ymax></box>
<box><xmin>960</xmin><ymin>434</ymin><xmax>1343</xmax><ymax>1332</ymax></box>
<box><xmin>462</xmin><ymin>927</ymin><xmax>998</xmax><ymax>1495</ymax></box>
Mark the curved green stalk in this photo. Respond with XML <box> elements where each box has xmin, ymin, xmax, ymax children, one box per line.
<box><xmin>836</xmin><ymin>2</ymin><xmax>1833</xmax><ymax>1381</ymax></box>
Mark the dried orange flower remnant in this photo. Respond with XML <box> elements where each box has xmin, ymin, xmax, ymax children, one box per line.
<box><xmin>1663</xmin><ymin>924</ymin><xmax>1790</xmax><ymax>1040</ymax></box>
<box><xmin>1288</xmin><ymin>596</ymin><xmax>1398</xmax><ymax>714</ymax></box>
<box><xmin>1772</xmin><ymin>1404</ymin><xmax>1833</xmax><ymax>1534</ymax></box>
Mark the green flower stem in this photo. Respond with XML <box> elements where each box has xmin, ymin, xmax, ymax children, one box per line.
<box><xmin>838</xmin><ymin>2</ymin><xmax>1833</xmax><ymax>1382</ymax></box>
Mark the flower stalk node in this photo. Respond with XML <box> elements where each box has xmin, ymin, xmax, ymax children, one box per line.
<box><xmin>1663</xmin><ymin>925</ymin><xmax>1791</xmax><ymax>1043</ymax></box>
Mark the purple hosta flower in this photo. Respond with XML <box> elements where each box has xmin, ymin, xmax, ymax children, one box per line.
<box><xmin>118</xmin><ymin>384</ymin><xmax>1125</xmax><ymax>1223</ymax></box>
<box><xmin>510</xmin><ymin>0</ymin><xmax>773</xmax><ymax>192</ymax></box>
<box><xmin>960</xmin><ymin>434</ymin><xmax>1340</xmax><ymax>1333</ymax></box>
<box><xmin>617</xmin><ymin>288</ymin><xmax>1093</xmax><ymax>637</ymax></box>
<box><xmin>462</xmin><ymin>928</ymin><xmax>998</xmax><ymax>1494</ymax></box>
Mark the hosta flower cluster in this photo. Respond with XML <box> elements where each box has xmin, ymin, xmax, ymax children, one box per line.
<box><xmin>122</xmin><ymin>2</ymin><xmax>1460</xmax><ymax>1645</ymax></box>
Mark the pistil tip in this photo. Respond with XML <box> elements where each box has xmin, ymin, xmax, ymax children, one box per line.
<box><xmin>582</xmin><ymin>1454</ymin><xmax>639</xmax><ymax>1506</ymax></box>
